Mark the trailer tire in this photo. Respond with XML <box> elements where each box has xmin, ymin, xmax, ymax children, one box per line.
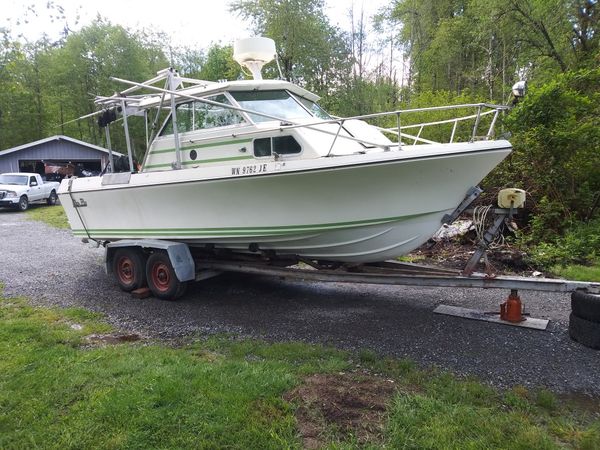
<box><xmin>571</xmin><ymin>290</ymin><xmax>600</xmax><ymax>323</ymax></box>
<box><xmin>569</xmin><ymin>313</ymin><xmax>600</xmax><ymax>350</ymax></box>
<box><xmin>113</xmin><ymin>248</ymin><xmax>146</xmax><ymax>292</ymax></box>
<box><xmin>146</xmin><ymin>251</ymin><xmax>187</xmax><ymax>301</ymax></box>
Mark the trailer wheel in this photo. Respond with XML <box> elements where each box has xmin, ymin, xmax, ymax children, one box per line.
<box><xmin>113</xmin><ymin>248</ymin><xmax>146</xmax><ymax>292</ymax></box>
<box><xmin>146</xmin><ymin>251</ymin><xmax>187</xmax><ymax>300</ymax></box>
<box><xmin>571</xmin><ymin>290</ymin><xmax>600</xmax><ymax>323</ymax></box>
<box><xmin>569</xmin><ymin>313</ymin><xmax>600</xmax><ymax>350</ymax></box>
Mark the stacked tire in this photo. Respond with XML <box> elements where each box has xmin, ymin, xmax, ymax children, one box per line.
<box><xmin>569</xmin><ymin>290</ymin><xmax>600</xmax><ymax>349</ymax></box>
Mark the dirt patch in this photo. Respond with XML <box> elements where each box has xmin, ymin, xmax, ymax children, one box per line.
<box><xmin>85</xmin><ymin>333</ymin><xmax>142</xmax><ymax>345</ymax></box>
<box><xmin>557</xmin><ymin>392</ymin><xmax>600</xmax><ymax>415</ymax></box>
<box><xmin>413</xmin><ymin>239</ymin><xmax>536</xmax><ymax>275</ymax></box>
<box><xmin>284</xmin><ymin>372</ymin><xmax>397</xmax><ymax>448</ymax></box>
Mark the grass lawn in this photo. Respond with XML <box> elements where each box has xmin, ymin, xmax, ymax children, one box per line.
<box><xmin>1</xmin><ymin>289</ymin><xmax>599</xmax><ymax>449</ymax></box>
<box><xmin>26</xmin><ymin>205</ymin><xmax>69</xmax><ymax>229</ymax></box>
<box><xmin>551</xmin><ymin>264</ymin><xmax>600</xmax><ymax>282</ymax></box>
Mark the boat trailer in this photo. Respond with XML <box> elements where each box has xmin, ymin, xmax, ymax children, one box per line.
<box><xmin>104</xmin><ymin>237</ymin><xmax>599</xmax><ymax>331</ymax></box>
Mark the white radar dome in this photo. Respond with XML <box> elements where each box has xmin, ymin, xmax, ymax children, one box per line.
<box><xmin>233</xmin><ymin>37</ymin><xmax>277</xmax><ymax>80</ymax></box>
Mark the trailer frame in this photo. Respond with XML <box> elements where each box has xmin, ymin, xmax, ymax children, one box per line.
<box><xmin>105</xmin><ymin>240</ymin><xmax>599</xmax><ymax>299</ymax></box>
<box><xmin>193</xmin><ymin>258</ymin><xmax>599</xmax><ymax>294</ymax></box>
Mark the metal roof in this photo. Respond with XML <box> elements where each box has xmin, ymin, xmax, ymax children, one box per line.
<box><xmin>0</xmin><ymin>135</ymin><xmax>122</xmax><ymax>157</ymax></box>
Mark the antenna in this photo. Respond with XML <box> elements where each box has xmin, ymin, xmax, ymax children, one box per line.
<box><xmin>233</xmin><ymin>37</ymin><xmax>276</xmax><ymax>80</ymax></box>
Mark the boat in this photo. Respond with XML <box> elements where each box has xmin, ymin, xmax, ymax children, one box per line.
<box><xmin>58</xmin><ymin>37</ymin><xmax>512</xmax><ymax>263</ymax></box>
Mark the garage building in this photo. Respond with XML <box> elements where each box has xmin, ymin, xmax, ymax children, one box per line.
<box><xmin>0</xmin><ymin>135</ymin><xmax>117</xmax><ymax>181</ymax></box>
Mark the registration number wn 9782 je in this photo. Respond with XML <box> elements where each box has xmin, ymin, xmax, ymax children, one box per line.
<box><xmin>231</xmin><ymin>164</ymin><xmax>268</xmax><ymax>176</ymax></box>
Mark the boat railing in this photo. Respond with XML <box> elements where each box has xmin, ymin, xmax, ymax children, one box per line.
<box><xmin>321</xmin><ymin>103</ymin><xmax>508</xmax><ymax>154</ymax></box>
<box><xmin>374</xmin><ymin>105</ymin><xmax>504</xmax><ymax>145</ymax></box>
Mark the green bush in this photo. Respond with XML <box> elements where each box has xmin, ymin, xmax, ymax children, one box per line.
<box><xmin>484</xmin><ymin>69</ymin><xmax>600</xmax><ymax>264</ymax></box>
<box><xmin>528</xmin><ymin>217</ymin><xmax>600</xmax><ymax>267</ymax></box>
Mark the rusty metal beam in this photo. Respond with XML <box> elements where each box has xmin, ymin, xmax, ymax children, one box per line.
<box><xmin>196</xmin><ymin>260</ymin><xmax>599</xmax><ymax>293</ymax></box>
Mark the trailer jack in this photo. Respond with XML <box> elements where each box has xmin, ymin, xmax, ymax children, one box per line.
<box><xmin>500</xmin><ymin>289</ymin><xmax>525</xmax><ymax>322</ymax></box>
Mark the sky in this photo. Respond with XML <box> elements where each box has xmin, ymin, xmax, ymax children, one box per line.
<box><xmin>1</xmin><ymin>0</ymin><xmax>390</xmax><ymax>50</ymax></box>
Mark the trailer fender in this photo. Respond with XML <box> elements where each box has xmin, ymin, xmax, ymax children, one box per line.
<box><xmin>106</xmin><ymin>240</ymin><xmax>195</xmax><ymax>282</ymax></box>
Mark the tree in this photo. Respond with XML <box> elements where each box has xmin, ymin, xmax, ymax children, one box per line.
<box><xmin>0</xmin><ymin>37</ymin><xmax>54</xmax><ymax>149</ymax></box>
<box><xmin>384</xmin><ymin>0</ymin><xmax>599</xmax><ymax>99</ymax></box>
<box><xmin>171</xmin><ymin>46</ymin><xmax>205</xmax><ymax>78</ymax></box>
<box><xmin>42</xmin><ymin>19</ymin><xmax>169</xmax><ymax>157</ymax></box>
<box><xmin>198</xmin><ymin>44</ymin><xmax>241</xmax><ymax>81</ymax></box>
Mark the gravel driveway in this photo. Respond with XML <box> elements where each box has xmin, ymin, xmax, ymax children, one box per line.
<box><xmin>1</xmin><ymin>209</ymin><xmax>598</xmax><ymax>395</ymax></box>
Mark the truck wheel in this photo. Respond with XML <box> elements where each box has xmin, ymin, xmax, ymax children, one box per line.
<box><xmin>47</xmin><ymin>190</ymin><xmax>58</xmax><ymax>206</ymax></box>
<box><xmin>569</xmin><ymin>313</ymin><xmax>600</xmax><ymax>350</ymax></box>
<box><xmin>571</xmin><ymin>290</ymin><xmax>600</xmax><ymax>323</ymax></box>
<box><xmin>17</xmin><ymin>195</ymin><xmax>28</xmax><ymax>211</ymax></box>
<box><xmin>146</xmin><ymin>251</ymin><xmax>187</xmax><ymax>301</ymax></box>
<box><xmin>113</xmin><ymin>248</ymin><xmax>146</xmax><ymax>292</ymax></box>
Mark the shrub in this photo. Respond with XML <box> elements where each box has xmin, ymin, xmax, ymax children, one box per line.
<box><xmin>528</xmin><ymin>217</ymin><xmax>600</xmax><ymax>267</ymax></box>
<box><xmin>484</xmin><ymin>69</ymin><xmax>600</xmax><ymax>263</ymax></box>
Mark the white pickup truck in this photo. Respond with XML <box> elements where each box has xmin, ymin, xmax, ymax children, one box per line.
<box><xmin>0</xmin><ymin>172</ymin><xmax>60</xmax><ymax>211</ymax></box>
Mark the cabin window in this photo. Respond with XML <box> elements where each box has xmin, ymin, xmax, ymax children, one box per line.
<box><xmin>253</xmin><ymin>136</ymin><xmax>301</xmax><ymax>157</ymax></box>
<box><xmin>160</xmin><ymin>94</ymin><xmax>245</xmax><ymax>136</ymax></box>
<box><xmin>231</xmin><ymin>90</ymin><xmax>312</xmax><ymax>123</ymax></box>
<box><xmin>295</xmin><ymin>96</ymin><xmax>331</xmax><ymax>120</ymax></box>
<box><xmin>194</xmin><ymin>94</ymin><xmax>245</xmax><ymax>129</ymax></box>
<box><xmin>176</xmin><ymin>103</ymin><xmax>194</xmax><ymax>133</ymax></box>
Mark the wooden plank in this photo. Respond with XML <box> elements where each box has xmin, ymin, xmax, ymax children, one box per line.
<box><xmin>433</xmin><ymin>304</ymin><xmax>549</xmax><ymax>330</ymax></box>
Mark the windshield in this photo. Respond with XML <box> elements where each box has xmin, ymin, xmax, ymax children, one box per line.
<box><xmin>230</xmin><ymin>90</ymin><xmax>312</xmax><ymax>123</ymax></box>
<box><xmin>0</xmin><ymin>174</ymin><xmax>28</xmax><ymax>185</ymax></box>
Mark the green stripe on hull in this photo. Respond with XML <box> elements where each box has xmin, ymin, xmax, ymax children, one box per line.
<box><xmin>71</xmin><ymin>211</ymin><xmax>443</xmax><ymax>238</ymax></box>
<box><xmin>149</xmin><ymin>138</ymin><xmax>253</xmax><ymax>155</ymax></box>
<box><xmin>145</xmin><ymin>155</ymin><xmax>253</xmax><ymax>169</ymax></box>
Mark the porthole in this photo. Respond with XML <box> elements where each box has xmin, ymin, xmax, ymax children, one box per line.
<box><xmin>190</xmin><ymin>149</ymin><xmax>197</xmax><ymax>160</ymax></box>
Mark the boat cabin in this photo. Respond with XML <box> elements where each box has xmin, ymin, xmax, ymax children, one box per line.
<box><xmin>142</xmin><ymin>79</ymin><xmax>391</xmax><ymax>172</ymax></box>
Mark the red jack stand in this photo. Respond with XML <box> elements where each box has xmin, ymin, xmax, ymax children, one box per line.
<box><xmin>435</xmin><ymin>289</ymin><xmax>547</xmax><ymax>330</ymax></box>
<box><xmin>500</xmin><ymin>289</ymin><xmax>525</xmax><ymax>322</ymax></box>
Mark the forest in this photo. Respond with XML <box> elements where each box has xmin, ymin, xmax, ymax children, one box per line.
<box><xmin>0</xmin><ymin>0</ymin><xmax>598</xmax><ymax>269</ymax></box>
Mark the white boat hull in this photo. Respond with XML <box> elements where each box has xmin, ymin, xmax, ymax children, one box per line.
<box><xmin>59</xmin><ymin>141</ymin><xmax>511</xmax><ymax>263</ymax></box>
